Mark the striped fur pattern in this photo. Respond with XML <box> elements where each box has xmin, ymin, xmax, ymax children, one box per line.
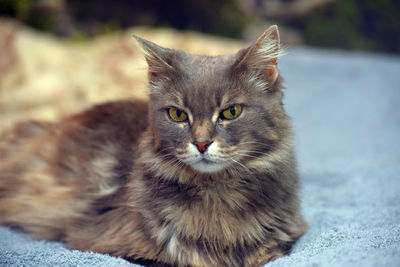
<box><xmin>0</xmin><ymin>26</ymin><xmax>306</xmax><ymax>266</ymax></box>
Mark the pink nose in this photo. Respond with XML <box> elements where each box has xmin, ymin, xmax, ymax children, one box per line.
<box><xmin>193</xmin><ymin>141</ymin><xmax>212</xmax><ymax>153</ymax></box>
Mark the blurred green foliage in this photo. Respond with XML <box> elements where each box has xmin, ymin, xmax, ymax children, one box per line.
<box><xmin>0</xmin><ymin>0</ymin><xmax>250</xmax><ymax>38</ymax></box>
<box><xmin>0</xmin><ymin>0</ymin><xmax>58</xmax><ymax>32</ymax></box>
<box><xmin>291</xmin><ymin>0</ymin><xmax>400</xmax><ymax>53</ymax></box>
<box><xmin>0</xmin><ymin>0</ymin><xmax>399</xmax><ymax>53</ymax></box>
<box><xmin>67</xmin><ymin>0</ymin><xmax>250</xmax><ymax>38</ymax></box>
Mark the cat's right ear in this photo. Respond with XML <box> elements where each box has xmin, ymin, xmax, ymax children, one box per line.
<box><xmin>234</xmin><ymin>25</ymin><xmax>284</xmax><ymax>88</ymax></box>
<box><xmin>133</xmin><ymin>35</ymin><xmax>174</xmax><ymax>81</ymax></box>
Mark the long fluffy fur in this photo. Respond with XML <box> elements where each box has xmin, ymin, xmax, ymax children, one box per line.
<box><xmin>0</xmin><ymin>26</ymin><xmax>307</xmax><ymax>267</ymax></box>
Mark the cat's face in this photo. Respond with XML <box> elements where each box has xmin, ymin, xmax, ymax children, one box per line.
<box><xmin>136</xmin><ymin>26</ymin><xmax>289</xmax><ymax>173</ymax></box>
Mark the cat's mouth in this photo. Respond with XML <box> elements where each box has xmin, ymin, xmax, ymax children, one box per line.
<box><xmin>199</xmin><ymin>158</ymin><xmax>213</xmax><ymax>164</ymax></box>
<box><xmin>177</xmin><ymin>143</ymin><xmax>232</xmax><ymax>173</ymax></box>
<box><xmin>189</xmin><ymin>157</ymin><xmax>229</xmax><ymax>173</ymax></box>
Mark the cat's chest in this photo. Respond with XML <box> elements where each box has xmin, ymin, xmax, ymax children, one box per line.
<box><xmin>152</xmin><ymin>188</ymin><xmax>267</xmax><ymax>266</ymax></box>
<box><xmin>156</xmin><ymin>185</ymin><xmax>265</xmax><ymax>244</ymax></box>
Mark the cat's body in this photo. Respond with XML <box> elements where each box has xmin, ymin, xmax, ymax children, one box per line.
<box><xmin>0</xmin><ymin>26</ymin><xmax>307</xmax><ymax>267</ymax></box>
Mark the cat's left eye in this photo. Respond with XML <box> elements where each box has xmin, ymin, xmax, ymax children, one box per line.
<box><xmin>220</xmin><ymin>104</ymin><xmax>242</xmax><ymax>120</ymax></box>
<box><xmin>168</xmin><ymin>108</ymin><xmax>188</xmax><ymax>122</ymax></box>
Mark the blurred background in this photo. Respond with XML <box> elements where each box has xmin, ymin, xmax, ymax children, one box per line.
<box><xmin>0</xmin><ymin>0</ymin><xmax>399</xmax><ymax>128</ymax></box>
<box><xmin>1</xmin><ymin>0</ymin><xmax>399</xmax><ymax>52</ymax></box>
<box><xmin>1</xmin><ymin>2</ymin><xmax>400</xmax><ymax>265</ymax></box>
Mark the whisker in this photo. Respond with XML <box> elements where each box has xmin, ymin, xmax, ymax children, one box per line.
<box><xmin>217</xmin><ymin>154</ymin><xmax>236</xmax><ymax>159</ymax></box>
<box><xmin>239</xmin><ymin>150</ymin><xmax>270</xmax><ymax>157</ymax></box>
<box><xmin>157</xmin><ymin>153</ymin><xmax>176</xmax><ymax>160</ymax></box>
<box><xmin>238</xmin><ymin>151</ymin><xmax>291</xmax><ymax>170</ymax></box>
<box><xmin>219</xmin><ymin>146</ymin><xmax>238</xmax><ymax>153</ymax></box>
<box><xmin>231</xmin><ymin>158</ymin><xmax>252</xmax><ymax>173</ymax></box>
<box><xmin>236</xmin><ymin>153</ymin><xmax>265</xmax><ymax>161</ymax></box>
<box><xmin>239</xmin><ymin>141</ymin><xmax>273</xmax><ymax>149</ymax></box>
<box><xmin>230</xmin><ymin>157</ymin><xmax>263</xmax><ymax>193</ymax></box>
<box><xmin>153</xmin><ymin>147</ymin><xmax>174</xmax><ymax>158</ymax></box>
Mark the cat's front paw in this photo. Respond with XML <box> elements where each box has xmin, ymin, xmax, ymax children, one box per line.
<box><xmin>246</xmin><ymin>247</ymin><xmax>286</xmax><ymax>267</ymax></box>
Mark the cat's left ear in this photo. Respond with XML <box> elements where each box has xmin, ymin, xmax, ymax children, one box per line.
<box><xmin>236</xmin><ymin>25</ymin><xmax>283</xmax><ymax>86</ymax></box>
<box><xmin>133</xmin><ymin>35</ymin><xmax>174</xmax><ymax>80</ymax></box>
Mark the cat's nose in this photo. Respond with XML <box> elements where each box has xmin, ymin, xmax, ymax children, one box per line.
<box><xmin>193</xmin><ymin>141</ymin><xmax>212</xmax><ymax>153</ymax></box>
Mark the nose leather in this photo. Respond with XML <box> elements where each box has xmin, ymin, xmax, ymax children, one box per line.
<box><xmin>193</xmin><ymin>141</ymin><xmax>212</xmax><ymax>153</ymax></box>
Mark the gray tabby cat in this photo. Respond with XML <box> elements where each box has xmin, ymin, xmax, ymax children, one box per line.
<box><xmin>0</xmin><ymin>25</ymin><xmax>307</xmax><ymax>266</ymax></box>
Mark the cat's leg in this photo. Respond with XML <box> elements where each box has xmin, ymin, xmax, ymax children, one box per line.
<box><xmin>0</xmin><ymin>120</ymin><xmax>55</xmax><ymax>205</ymax></box>
<box><xmin>244</xmin><ymin>246</ymin><xmax>286</xmax><ymax>267</ymax></box>
<box><xmin>0</xmin><ymin>121</ymin><xmax>88</xmax><ymax>240</ymax></box>
<box><xmin>0</xmin><ymin>110</ymin><xmax>139</xmax><ymax>241</ymax></box>
<box><xmin>0</xmin><ymin>166</ymin><xmax>85</xmax><ymax>240</ymax></box>
<box><xmin>244</xmin><ymin>217</ymin><xmax>307</xmax><ymax>266</ymax></box>
<box><xmin>65</xmin><ymin>207</ymin><xmax>164</xmax><ymax>263</ymax></box>
<box><xmin>0</xmin><ymin>120</ymin><xmax>52</xmax><ymax>159</ymax></box>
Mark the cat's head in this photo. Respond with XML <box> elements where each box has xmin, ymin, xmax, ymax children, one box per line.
<box><xmin>135</xmin><ymin>26</ymin><xmax>290</xmax><ymax>174</ymax></box>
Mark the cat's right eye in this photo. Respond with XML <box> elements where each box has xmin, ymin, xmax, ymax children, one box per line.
<box><xmin>220</xmin><ymin>104</ymin><xmax>242</xmax><ymax>120</ymax></box>
<box><xmin>168</xmin><ymin>108</ymin><xmax>188</xmax><ymax>122</ymax></box>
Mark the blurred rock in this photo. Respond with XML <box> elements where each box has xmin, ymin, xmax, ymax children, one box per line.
<box><xmin>0</xmin><ymin>19</ymin><xmax>243</xmax><ymax>129</ymax></box>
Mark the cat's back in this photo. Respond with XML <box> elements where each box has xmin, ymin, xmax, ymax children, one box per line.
<box><xmin>0</xmin><ymin>99</ymin><xmax>149</xmax><ymax>187</ymax></box>
<box><xmin>66</xmin><ymin>100</ymin><xmax>148</xmax><ymax>139</ymax></box>
<box><xmin>51</xmin><ymin>99</ymin><xmax>150</xmax><ymax>187</ymax></box>
<box><xmin>0</xmin><ymin>100</ymin><xmax>149</xmax><ymax>152</ymax></box>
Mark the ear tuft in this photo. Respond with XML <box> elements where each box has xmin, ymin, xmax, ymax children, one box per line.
<box><xmin>252</xmin><ymin>25</ymin><xmax>281</xmax><ymax>66</ymax></box>
<box><xmin>236</xmin><ymin>25</ymin><xmax>285</xmax><ymax>86</ymax></box>
<box><xmin>133</xmin><ymin>35</ymin><xmax>174</xmax><ymax>79</ymax></box>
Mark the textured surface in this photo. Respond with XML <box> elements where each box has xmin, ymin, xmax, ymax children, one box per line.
<box><xmin>270</xmin><ymin>48</ymin><xmax>400</xmax><ymax>266</ymax></box>
<box><xmin>1</xmin><ymin>25</ymin><xmax>400</xmax><ymax>266</ymax></box>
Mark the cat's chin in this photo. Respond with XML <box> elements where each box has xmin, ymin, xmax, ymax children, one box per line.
<box><xmin>189</xmin><ymin>159</ymin><xmax>229</xmax><ymax>173</ymax></box>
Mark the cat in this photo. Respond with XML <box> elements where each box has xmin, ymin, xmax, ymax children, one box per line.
<box><xmin>0</xmin><ymin>25</ymin><xmax>307</xmax><ymax>267</ymax></box>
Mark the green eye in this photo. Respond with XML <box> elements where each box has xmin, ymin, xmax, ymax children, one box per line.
<box><xmin>168</xmin><ymin>108</ymin><xmax>188</xmax><ymax>122</ymax></box>
<box><xmin>221</xmin><ymin>104</ymin><xmax>242</xmax><ymax>120</ymax></box>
